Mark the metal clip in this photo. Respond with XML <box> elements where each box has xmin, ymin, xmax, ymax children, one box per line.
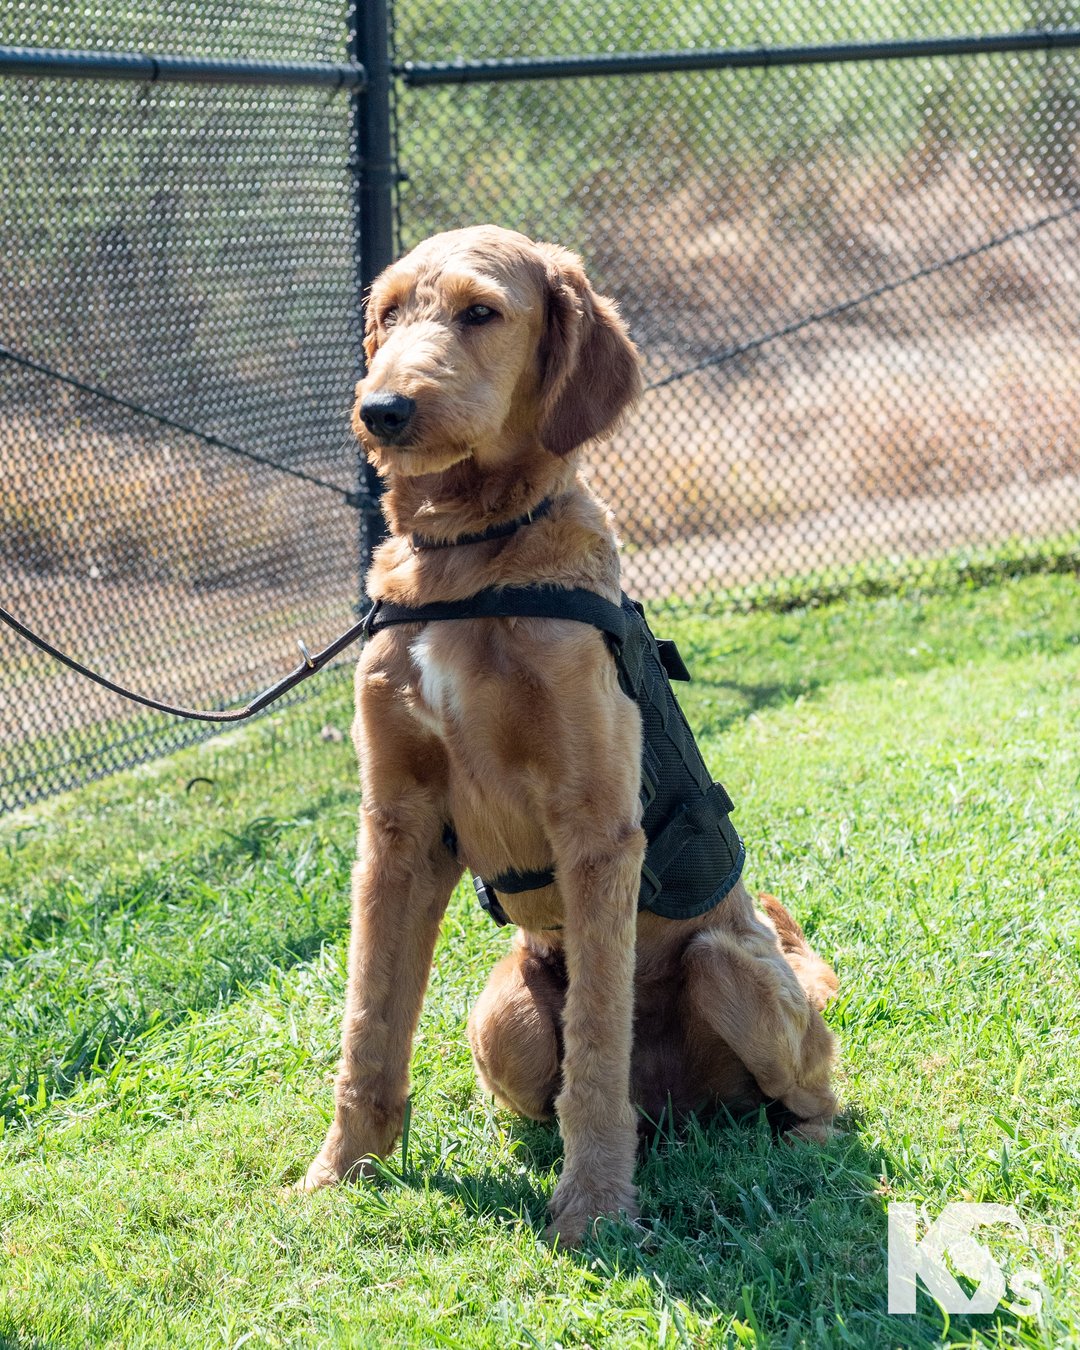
<box><xmin>359</xmin><ymin>599</ymin><xmax>382</xmax><ymax>640</ymax></box>
<box><xmin>296</xmin><ymin>638</ymin><xmax>316</xmax><ymax>669</ymax></box>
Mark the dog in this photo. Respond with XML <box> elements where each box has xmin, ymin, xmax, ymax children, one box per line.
<box><xmin>297</xmin><ymin>225</ymin><xmax>838</xmax><ymax>1245</ymax></box>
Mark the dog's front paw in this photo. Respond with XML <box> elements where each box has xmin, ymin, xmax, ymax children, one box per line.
<box><xmin>293</xmin><ymin>1158</ymin><xmax>333</xmax><ymax>1194</ymax></box>
<box><xmin>545</xmin><ymin>1173</ymin><xmax>639</xmax><ymax>1247</ymax></box>
<box><xmin>292</xmin><ymin>1133</ymin><xmax>377</xmax><ymax>1193</ymax></box>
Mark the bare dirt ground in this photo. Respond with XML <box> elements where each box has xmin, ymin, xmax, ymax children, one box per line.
<box><xmin>621</xmin><ymin>474</ymin><xmax>1080</xmax><ymax>600</ymax></box>
<box><xmin>591</xmin><ymin>152</ymin><xmax>1079</xmax><ymax>549</ymax></box>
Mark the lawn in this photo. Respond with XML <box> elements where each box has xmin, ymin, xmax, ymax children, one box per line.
<box><xmin>0</xmin><ymin>572</ymin><xmax>1077</xmax><ymax>1348</ymax></box>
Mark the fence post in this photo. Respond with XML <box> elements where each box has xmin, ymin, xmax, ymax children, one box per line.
<box><xmin>347</xmin><ymin>0</ymin><xmax>395</xmax><ymax>603</ymax></box>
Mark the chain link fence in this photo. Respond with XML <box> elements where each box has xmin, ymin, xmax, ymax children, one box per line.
<box><xmin>2</xmin><ymin>1</ymin><xmax>1078</xmax><ymax>814</ymax></box>
<box><xmin>0</xmin><ymin>3</ymin><xmax>365</xmax><ymax>811</ymax></box>
<box><xmin>392</xmin><ymin>1</ymin><xmax>1079</xmax><ymax>607</ymax></box>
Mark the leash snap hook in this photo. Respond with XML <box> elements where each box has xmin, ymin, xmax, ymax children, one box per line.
<box><xmin>296</xmin><ymin>638</ymin><xmax>316</xmax><ymax>670</ymax></box>
<box><xmin>359</xmin><ymin>599</ymin><xmax>382</xmax><ymax>641</ymax></box>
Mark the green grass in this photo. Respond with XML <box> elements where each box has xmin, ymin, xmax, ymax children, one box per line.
<box><xmin>1</xmin><ymin>572</ymin><xmax>1078</xmax><ymax>1348</ymax></box>
<box><xmin>672</xmin><ymin>532</ymin><xmax>1080</xmax><ymax>619</ymax></box>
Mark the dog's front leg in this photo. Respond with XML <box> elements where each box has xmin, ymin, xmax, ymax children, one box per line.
<box><xmin>545</xmin><ymin>816</ymin><xmax>645</xmax><ymax>1245</ymax></box>
<box><xmin>300</xmin><ymin>790</ymin><xmax>461</xmax><ymax>1191</ymax></box>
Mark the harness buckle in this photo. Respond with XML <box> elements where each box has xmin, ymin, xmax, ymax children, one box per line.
<box><xmin>473</xmin><ymin>874</ymin><xmax>512</xmax><ymax>927</ymax></box>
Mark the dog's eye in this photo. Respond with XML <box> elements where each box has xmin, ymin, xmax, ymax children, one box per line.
<box><xmin>460</xmin><ymin>303</ymin><xmax>499</xmax><ymax>326</ymax></box>
<box><xmin>381</xmin><ymin>306</ymin><xmax>399</xmax><ymax>329</ymax></box>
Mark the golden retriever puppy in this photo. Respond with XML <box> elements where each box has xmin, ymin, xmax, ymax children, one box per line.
<box><xmin>298</xmin><ymin>225</ymin><xmax>838</xmax><ymax>1245</ymax></box>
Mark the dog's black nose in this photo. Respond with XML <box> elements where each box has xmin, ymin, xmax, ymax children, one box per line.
<box><xmin>359</xmin><ymin>391</ymin><xmax>416</xmax><ymax>444</ymax></box>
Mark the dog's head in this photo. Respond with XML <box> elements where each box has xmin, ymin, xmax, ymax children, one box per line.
<box><xmin>354</xmin><ymin>225</ymin><xmax>642</xmax><ymax>477</ymax></box>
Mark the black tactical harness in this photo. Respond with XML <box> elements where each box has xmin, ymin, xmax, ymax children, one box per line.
<box><xmin>364</xmin><ymin>584</ymin><xmax>744</xmax><ymax>926</ymax></box>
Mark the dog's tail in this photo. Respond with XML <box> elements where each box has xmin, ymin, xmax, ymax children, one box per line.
<box><xmin>758</xmin><ymin>892</ymin><xmax>839</xmax><ymax>1012</ymax></box>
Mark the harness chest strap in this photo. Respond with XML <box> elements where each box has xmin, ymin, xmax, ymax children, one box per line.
<box><xmin>367</xmin><ymin>584</ymin><xmax>744</xmax><ymax>924</ymax></box>
<box><xmin>365</xmin><ymin>586</ymin><xmax>690</xmax><ymax>689</ymax></box>
<box><xmin>475</xmin><ymin>779</ymin><xmax>743</xmax><ymax>921</ymax></box>
<box><xmin>364</xmin><ymin>585</ymin><xmax>630</xmax><ymax>646</ymax></box>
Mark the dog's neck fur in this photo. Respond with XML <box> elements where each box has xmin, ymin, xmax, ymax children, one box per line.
<box><xmin>368</xmin><ymin>439</ymin><xmax>621</xmax><ymax>607</ymax></box>
<box><xmin>379</xmin><ymin>440</ymin><xmax>576</xmax><ymax>546</ymax></box>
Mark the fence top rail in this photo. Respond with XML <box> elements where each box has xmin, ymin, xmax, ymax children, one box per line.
<box><xmin>0</xmin><ymin>44</ymin><xmax>365</xmax><ymax>90</ymax></box>
<box><xmin>400</xmin><ymin>27</ymin><xmax>1080</xmax><ymax>86</ymax></box>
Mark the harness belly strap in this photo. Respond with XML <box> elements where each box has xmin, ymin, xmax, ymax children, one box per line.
<box><xmin>368</xmin><ymin>584</ymin><xmax>744</xmax><ymax>923</ymax></box>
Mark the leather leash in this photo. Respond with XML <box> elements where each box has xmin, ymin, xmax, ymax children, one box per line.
<box><xmin>0</xmin><ymin>600</ymin><xmax>373</xmax><ymax>723</ymax></box>
<box><xmin>0</xmin><ymin>495</ymin><xmax>559</xmax><ymax>723</ymax></box>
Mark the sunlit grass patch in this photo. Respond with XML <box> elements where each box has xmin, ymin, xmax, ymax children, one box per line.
<box><xmin>1</xmin><ymin>572</ymin><xmax>1077</xmax><ymax>1347</ymax></box>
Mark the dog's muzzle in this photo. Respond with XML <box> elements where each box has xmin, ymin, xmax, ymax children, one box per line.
<box><xmin>359</xmin><ymin>390</ymin><xmax>417</xmax><ymax>444</ymax></box>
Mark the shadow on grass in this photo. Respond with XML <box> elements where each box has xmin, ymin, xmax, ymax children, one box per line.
<box><xmin>707</xmin><ymin>678</ymin><xmax>820</xmax><ymax>730</ymax></box>
<box><xmin>675</xmin><ymin>674</ymin><xmax>823</xmax><ymax>740</ymax></box>
<box><xmin>403</xmin><ymin>1109</ymin><xmax>1044</xmax><ymax>1350</ymax></box>
<box><xmin>0</xmin><ymin>1320</ymin><xmax>57</xmax><ymax>1350</ymax></box>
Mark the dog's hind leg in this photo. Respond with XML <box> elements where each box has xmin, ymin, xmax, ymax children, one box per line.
<box><xmin>467</xmin><ymin>936</ymin><xmax>565</xmax><ymax>1120</ymax></box>
<box><xmin>682</xmin><ymin>890</ymin><xmax>838</xmax><ymax>1141</ymax></box>
<box><xmin>757</xmin><ymin>892</ymin><xmax>838</xmax><ymax>1013</ymax></box>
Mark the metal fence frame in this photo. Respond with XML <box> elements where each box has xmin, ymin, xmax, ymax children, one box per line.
<box><xmin>2</xmin><ymin>14</ymin><xmax>1079</xmax><ymax>584</ymax></box>
<box><xmin>1</xmin><ymin>7</ymin><xmax>1078</xmax><ymax>814</ymax></box>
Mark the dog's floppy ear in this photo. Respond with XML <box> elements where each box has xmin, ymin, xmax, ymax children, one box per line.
<box><xmin>363</xmin><ymin>270</ymin><xmax>398</xmax><ymax>366</ymax></box>
<box><xmin>536</xmin><ymin>243</ymin><xmax>643</xmax><ymax>457</ymax></box>
<box><xmin>362</xmin><ymin>290</ymin><xmax>383</xmax><ymax>367</ymax></box>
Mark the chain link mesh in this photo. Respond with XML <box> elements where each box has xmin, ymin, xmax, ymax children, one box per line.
<box><xmin>393</xmin><ymin>3</ymin><xmax>1079</xmax><ymax>608</ymax></box>
<box><xmin>1</xmin><ymin>2</ymin><xmax>1077</xmax><ymax>813</ymax></box>
<box><xmin>1</xmin><ymin>2</ymin><xmax>347</xmax><ymax>62</ymax></box>
<box><xmin>0</xmin><ymin>4</ymin><xmax>359</xmax><ymax>812</ymax></box>
<box><xmin>394</xmin><ymin>1</ymin><xmax>1077</xmax><ymax>61</ymax></box>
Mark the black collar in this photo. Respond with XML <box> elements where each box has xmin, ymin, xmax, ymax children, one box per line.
<box><xmin>410</xmin><ymin>495</ymin><xmax>556</xmax><ymax>551</ymax></box>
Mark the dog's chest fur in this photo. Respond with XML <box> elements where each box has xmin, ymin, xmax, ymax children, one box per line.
<box><xmin>408</xmin><ymin>630</ymin><xmax>465</xmax><ymax>735</ymax></box>
<box><xmin>403</xmin><ymin>623</ymin><xmax>539</xmax><ymax>826</ymax></box>
<box><xmin>394</xmin><ymin>618</ymin><xmax>578</xmax><ymax>930</ymax></box>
